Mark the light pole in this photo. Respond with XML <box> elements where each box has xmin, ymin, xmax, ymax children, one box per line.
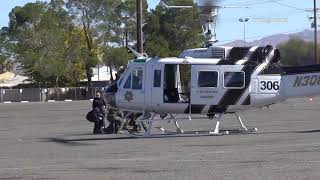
<box><xmin>239</xmin><ymin>17</ymin><xmax>249</xmax><ymax>46</ymax></box>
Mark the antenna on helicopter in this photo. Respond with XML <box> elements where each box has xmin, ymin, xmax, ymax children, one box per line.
<box><xmin>127</xmin><ymin>46</ymin><xmax>148</xmax><ymax>59</ymax></box>
<box><xmin>159</xmin><ymin>0</ymin><xmax>248</xmax><ymax>47</ymax></box>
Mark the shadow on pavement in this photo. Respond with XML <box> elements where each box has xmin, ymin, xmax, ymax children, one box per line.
<box><xmin>255</xmin><ymin>129</ymin><xmax>320</xmax><ymax>135</ymax></box>
<box><xmin>40</xmin><ymin>129</ymin><xmax>320</xmax><ymax>146</ymax></box>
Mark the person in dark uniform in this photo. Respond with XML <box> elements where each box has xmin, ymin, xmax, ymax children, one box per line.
<box><xmin>91</xmin><ymin>92</ymin><xmax>106</xmax><ymax>133</ymax></box>
<box><xmin>86</xmin><ymin>107</ymin><xmax>103</xmax><ymax>134</ymax></box>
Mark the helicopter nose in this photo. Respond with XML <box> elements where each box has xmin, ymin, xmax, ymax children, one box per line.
<box><xmin>105</xmin><ymin>81</ymin><xmax>118</xmax><ymax>107</ymax></box>
<box><xmin>105</xmin><ymin>92</ymin><xmax>116</xmax><ymax>107</ymax></box>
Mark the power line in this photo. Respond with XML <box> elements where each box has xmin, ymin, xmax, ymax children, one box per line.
<box><xmin>269</xmin><ymin>0</ymin><xmax>308</xmax><ymax>12</ymax></box>
<box><xmin>224</xmin><ymin>0</ymin><xmax>284</xmax><ymax>7</ymax></box>
<box><xmin>224</xmin><ymin>0</ymin><xmax>269</xmax><ymax>6</ymax></box>
<box><xmin>224</xmin><ymin>0</ymin><xmax>310</xmax><ymax>13</ymax></box>
<box><xmin>221</xmin><ymin>9</ymin><xmax>306</xmax><ymax>21</ymax></box>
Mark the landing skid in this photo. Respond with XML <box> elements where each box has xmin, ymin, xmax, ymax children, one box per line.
<box><xmin>124</xmin><ymin>129</ymin><xmax>228</xmax><ymax>138</ymax></box>
<box><xmin>125</xmin><ymin>127</ymin><xmax>258</xmax><ymax>138</ymax></box>
<box><xmin>156</xmin><ymin>127</ymin><xmax>257</xmax><ymax>135</ymax></box>
<box><xmin>157</xmin><ymin>128</ymin><xmax>230</xmax><ymax>136</ymax></box>
<box><xmin>220</xmin><ymin>128</ymin><xmax>258</xmax><ymax>134</ymax></box>
<box><xmin>124</xmin><ymin>112</ymin><xmax>258</xmax><ymax>138</ymax></box>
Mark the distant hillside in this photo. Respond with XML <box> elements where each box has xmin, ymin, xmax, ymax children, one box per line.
<box><xmin>223</xmin><ymin>29</ymin><xmax>319</xmax><ymax>47</ymax></box>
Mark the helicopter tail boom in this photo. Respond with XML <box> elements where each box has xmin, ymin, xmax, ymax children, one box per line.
<box><xmin>282</xmin><ymin>65</ymin><xmax>320</xmax><ymax>99</ymax></box>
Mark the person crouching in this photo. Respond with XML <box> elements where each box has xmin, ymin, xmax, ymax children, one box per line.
<box><xmin>86</xmin><ymin>107</ymin><xmax>104</xmax><ymax>134</ymax></box>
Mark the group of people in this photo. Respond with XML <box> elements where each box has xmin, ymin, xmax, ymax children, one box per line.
<box><xmin>86</xmin><ymin>92</ymin><xmax>141</xmax><ymax>134</ymax></box>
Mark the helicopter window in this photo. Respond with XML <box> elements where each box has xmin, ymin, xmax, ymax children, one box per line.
<box><xmin>118</xmin><ymin>76</ymin><xmax>124</xmax><ymax>87</ymax></box>
<box><xmin>123</xmin><ymin>74</ymin><xmax>132</xmax><ymax>89</ymax></box>
<box><xmin>198</xmin><ymin>71</ymin><xmax>218</xmax><ymax>87</ymax></box>
<box><xmin>132</xmin><ymin>68</ymin><xmax>143</xmax><ymax>90</ymax></box>
<box><xmin>153</xmin><ymin>70</ymin><xmax>161</xmax><ymax>87</ymax></box>
<box><xmin>224</xmin><ymin>72</ymin><xmax>245</xmax><ymax>88</ymax></box>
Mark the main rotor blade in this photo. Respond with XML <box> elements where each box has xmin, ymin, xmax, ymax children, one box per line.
<box><xmin>196</xmin><ymin>0</ymin><xmax>221</xmax><ymax>7</ymax></box>
<box><xmin>196</xmin><ymin>0</ymin><xmax>221</xmax><ymax>14</ymax></box>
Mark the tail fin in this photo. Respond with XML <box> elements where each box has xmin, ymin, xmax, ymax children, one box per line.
<box><xmin>282</xmin><ymin>65</ymin><xmax>320</xmax><ymax>98</ymax></box>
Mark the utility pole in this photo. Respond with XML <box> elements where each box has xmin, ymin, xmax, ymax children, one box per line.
<box><xmin>314</xmin><ymin>0</ymin><xmax>318</xmax><ymax>64</ymax></box>
<box><xmin>136</xmin><ymin>0</ymin><xmax>143</xmax><ymax>53</ymax></box>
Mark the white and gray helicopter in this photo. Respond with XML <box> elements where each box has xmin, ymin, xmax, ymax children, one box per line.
<box><xmin>105</xmin><ymin>0</ymin><xmax>320</xmax><ymax>137</ymax></box>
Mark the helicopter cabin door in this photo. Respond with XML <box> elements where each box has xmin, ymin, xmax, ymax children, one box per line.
<box><xmin>118</xmin><ymin>64</ymin><xmax>145</xmax><ymax>111</ymax></box>
<box><xmin>190</xmin><ymin>65</ymin><xmax>221</xmax><ymax>107</ymax></box>
<box><xmin>151</xmin><ymin>64</ymin><xmax>164</xmax><ymax>107</ymax></box>
<box><xmin>191</xmin><ymin>64</ymin><xmax>246</xmax><ymax>111</ymax></box>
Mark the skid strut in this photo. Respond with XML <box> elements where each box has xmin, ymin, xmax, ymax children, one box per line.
<box><xmin>232</xmin><ymin>113</ymin><xmax>258</xmax><ymax>133</ymax></box>
<box><xmin>235</xmin><ymin>113</ymin><xmax>248</xmax><ymax>131</ymax></box>
<box><xmin>209</xmin><ymin>113</ymin><xmax>222</xmax><ymax>135</ymax></box>
<box><xmin>143</xmin><ymin>113</ymin><xmax>156</xmax><ymax>137</ymax></box>
<box><xmin>169</xmin><ymin>114</ymin><xmax>184</xmax><ymax>134</ymax></box>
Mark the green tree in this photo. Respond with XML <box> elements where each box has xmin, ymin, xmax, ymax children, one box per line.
<box><xmin>94</xmin><ymin>0</ymin><xmax>148</xmax><ymax>81</ymax></box>
<box><xmin>7</xmin><ymin>1</ymin><xmax>84</xmax><ymax>87</ymax></box>
<box><xmin>0</xmin><ymin>28</ymin><xmax>13</xmax><ymax>73</ymax></box>
<box><xmin>63</xmin><ymin>28</ymin><xmax>88</xmax><ymax>86</ymax></box>
<box><xmin>144</xmin><ymin>0</ymin><xmax>203</xmax><ymax>57</ymax></box>
<box><xmin>277</xmin><ymin>38</ymin><xmax>315</xmax><ymax>66</ymax></box>
<box><xmin>114</xmin><ymin>0</ymin><xmax>148</xmax><ymax>46</ymax></box>
<box><xmin>66</xmin><ymin>0</ymin><xmax>122</xmax><ymax>87</ymax></box>
<box><xmin>102</xmin><ymin>47</ymin><xmax>133</xmax><ymax>81</ymax></box>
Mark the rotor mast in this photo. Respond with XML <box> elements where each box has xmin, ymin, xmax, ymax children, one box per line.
<box><xmin>160</xmin><ymin>0</ymin><xmax>248</xmax><ymax>47</ymax></box>
<box><xmin>198</xmin><ymin>6</ymin><xmax>219</xmax><ymax>46</ymax></box>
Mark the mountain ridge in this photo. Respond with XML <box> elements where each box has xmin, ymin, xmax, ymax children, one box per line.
<box><xmin>222</xmin><ymin>29</ymin><xmax>319</xmax><ymax>47</ymax></box>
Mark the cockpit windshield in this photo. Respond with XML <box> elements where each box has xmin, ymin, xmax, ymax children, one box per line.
<box><xmin>117</xmin><ymin>67</ymin><xmax>129</xmax><ymax>87</ymax></box>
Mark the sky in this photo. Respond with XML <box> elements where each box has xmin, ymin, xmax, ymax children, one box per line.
<box><xmin>0</xmin><ymin>0</ymin><xmax>317</xmax><ymax>44</ymax></box>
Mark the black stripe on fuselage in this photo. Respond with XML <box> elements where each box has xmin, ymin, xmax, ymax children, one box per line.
<box><xmin>217</xmin><ymin>62</ymin><xmax>257</xmax><ymax>106</ymax></box>
<box><xmin>227</xmin><ymin>47</ymin><xmax>251</xmax><ymax>61</ymax></box>
<box><xmin>236</xmin><ymin>49</ymin><xmax>277</xmax><ymax>106</ymax></box>
<box><xmin>208</xmin><ymin>105</ymin><xmax>227</xmax><ymax>114</ymax></box>
<box><xmin>184</xmin><ymin>104</ymin><xmax>206</xmax><ymax>114</ymax></box>
<box><xmin>216</xmin><ymin>60</ymin><xmax>235</xmax><ymax>65</ymax></box>
<box><xmin>208</xmin><ymin>48</ymin><xmax>273</xmax><ymax>114</ymax></box>
<box><xmin>242</xmin><ymin>95</ymin><xmax>250</xmax><ymax>105</ymax></box>
<box><xmin>216</xmin><ymin>46</ymin><xmax>249</xmax><ymax>65</ymax></box>
<box><xmin>259</xmin><ymin>49</ymin><xmax>282</xmax><ymax>75</ymax></box>
<box><xmin>208</xmin><ymin>64</ymin><xmax>258</xmax><ymax>114</ymax></box>
<box><xmin>237</xmin><ymin>53</ymin><xmax>277</xmax><ymax>106</ymax></box>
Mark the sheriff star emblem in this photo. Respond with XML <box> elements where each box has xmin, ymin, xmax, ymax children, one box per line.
<box><xmin>124</xmin><ymin>91</ymin><xmax>134</xmax><ymax>102</ymax></box>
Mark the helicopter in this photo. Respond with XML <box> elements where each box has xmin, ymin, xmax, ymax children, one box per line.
<box><xmin>104</xmin><ymin>0</ymin><xmax>320</xmax><ymax>137</ymax></box>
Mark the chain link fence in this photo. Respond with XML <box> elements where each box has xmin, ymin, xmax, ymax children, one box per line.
<box><xmin>0</xmin><ymin>87</ymin><xmax>107</xmax><ymax>103</ymax></box>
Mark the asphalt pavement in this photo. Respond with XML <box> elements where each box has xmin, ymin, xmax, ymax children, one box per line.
<box><xmin>1</xmin><ymin>98</ymin><xmax>320</xmax><ymax>180</ymax></box>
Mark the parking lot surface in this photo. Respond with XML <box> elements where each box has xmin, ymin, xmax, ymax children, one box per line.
<box><xmin>1</xmin><ymin>98</ymin><xmax>320</xmax><ymax>180</ymax></box>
